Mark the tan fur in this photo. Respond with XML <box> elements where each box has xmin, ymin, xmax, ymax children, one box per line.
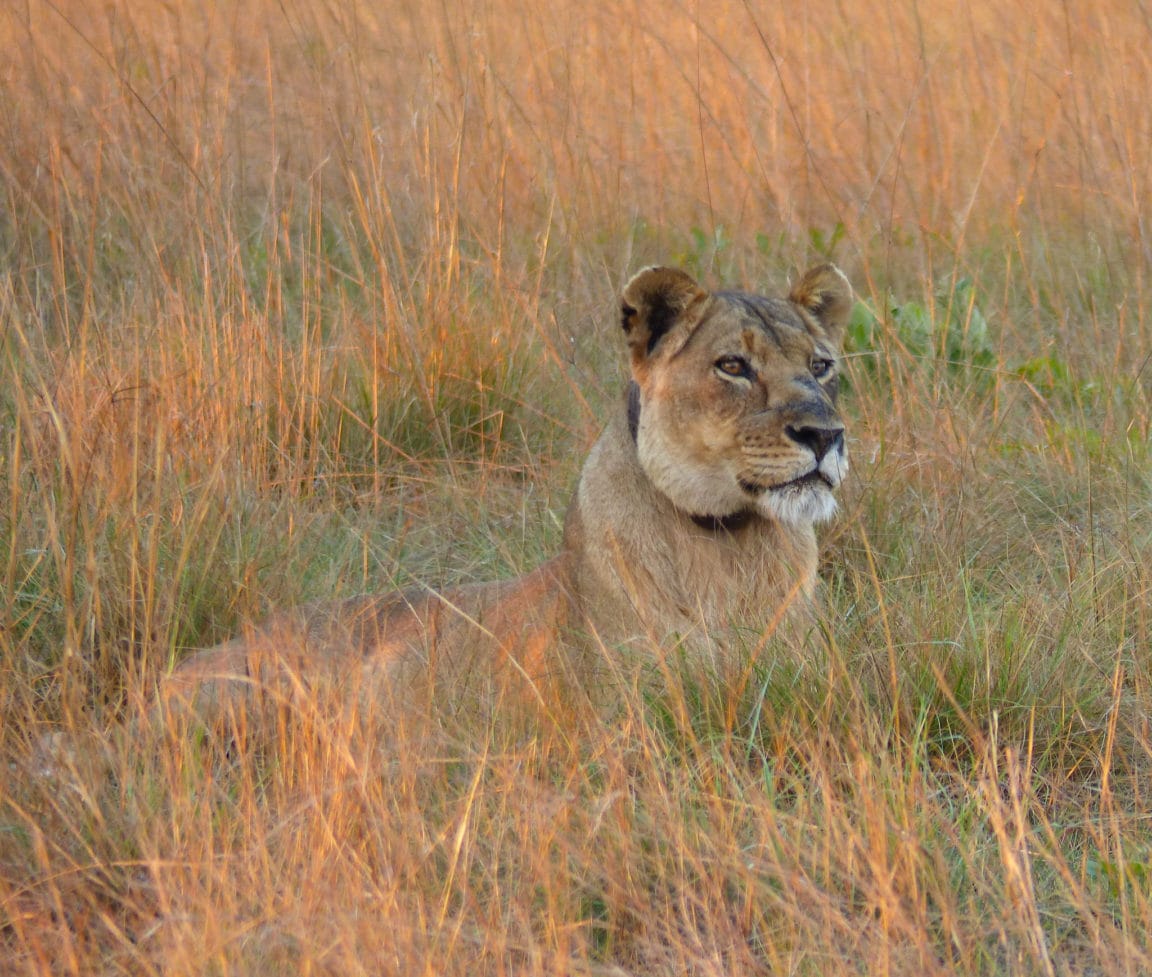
<box><xmin>162</xmin><ymin>264</ymin><xmax>853</xmax><ymax>719</ymax></box>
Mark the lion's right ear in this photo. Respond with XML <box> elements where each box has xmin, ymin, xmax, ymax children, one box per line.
<box><xmin>621</xmin><ymin>267</ymin><xmax>707</xmax><ymax>368</ymax></box>
<box><xmin>790</xmin><ymin>263</ymin><xmax>853</xmax><ymax>345</ymax></box>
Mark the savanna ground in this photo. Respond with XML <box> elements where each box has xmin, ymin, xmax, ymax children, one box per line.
<box><xmin>1</xmin><ymin>1</ymin><xmax>1150</xmax><ymax>974</ymax></box>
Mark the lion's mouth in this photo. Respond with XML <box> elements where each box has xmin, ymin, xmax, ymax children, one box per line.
<box><xmin>740</xmin><ymin>470</ymin><xmax>831</xmax><ymax>497</ymax></box>
<box><xmin>790</xmin><ymin>470</ymin><xmax>834</xmax><ymax>489</ymax></box>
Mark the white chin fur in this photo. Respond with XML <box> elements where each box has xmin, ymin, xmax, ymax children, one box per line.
<box><xmin>758</xmin><ymin>485</ymin><xmax>839</xmax><ymax>526</ymax></box>
<box><xmin>759</xmin><ymin>447</ymin><xmax>847</xmax><ymax>526</ymax></box>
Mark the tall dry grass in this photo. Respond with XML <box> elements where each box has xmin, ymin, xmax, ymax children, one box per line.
<box><xmin>1</xmin><ymin>0</ymin><xmax>1150</xmax><ymax>973</ymax></box>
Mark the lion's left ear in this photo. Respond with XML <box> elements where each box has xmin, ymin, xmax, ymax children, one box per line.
<box><xmin>790</xmin><ymin>264</ymin><xmax>853</xmax><ymax>345</ymax></box>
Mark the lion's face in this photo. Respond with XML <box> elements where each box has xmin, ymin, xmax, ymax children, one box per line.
<box><xmin>621</xmin><ymin>264</ymin><xmax>851</xmax><ymax>527</ymax></box>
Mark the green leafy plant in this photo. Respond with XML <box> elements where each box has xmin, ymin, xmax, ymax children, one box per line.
<box><xmin>847</xmin><ymin>276</ymin><xmax>996</xmax><ymax>380</ymax></box>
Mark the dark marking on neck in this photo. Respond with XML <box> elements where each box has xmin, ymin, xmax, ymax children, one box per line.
<box><xmin>627</xmin><ymin>380</ymin><xmax>641</xmax><ymax>443</ymax></box>
<box><xmin>690</xmin><ymin>510</ymin><xmax>756</xmax><ymax>533</ymax></box>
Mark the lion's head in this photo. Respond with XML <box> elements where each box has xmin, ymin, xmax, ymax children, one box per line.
<box><xmin>620</xmin><ymin>263</ymin><xmax>852</xmax><ymax>527</ymax></box>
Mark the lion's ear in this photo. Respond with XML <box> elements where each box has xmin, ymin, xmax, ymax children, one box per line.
<box><xmin>790</xmin><ymin>264</ymin><xmax>853</xmax><ymax>345</ymax></box>
<box><xmin>621</xmin><ymin>267</ymin><xmax>707</xmax><ymax>365</ymax></box>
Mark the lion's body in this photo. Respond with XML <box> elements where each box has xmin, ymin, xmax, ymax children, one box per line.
<box><xmin>163</xmin><ymin>264</ymin><xmax>852</xmax><ymax>718</ymax></box>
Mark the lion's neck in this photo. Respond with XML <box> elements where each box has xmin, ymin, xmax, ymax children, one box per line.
<box><xmin>626</xmin><ymin>380</ymin><xmax>759</xmax><ymax>530</ymax></box>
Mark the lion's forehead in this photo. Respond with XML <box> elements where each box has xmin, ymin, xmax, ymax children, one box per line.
<box><xmin>710</xmin><ymin>291</ymin><xmax>808</xmax><ymax>340</ymax></box>
<box><xmin>698</xmin><ymin>291</ymin><xmax>831</xmax><ymax>362</ymax></box>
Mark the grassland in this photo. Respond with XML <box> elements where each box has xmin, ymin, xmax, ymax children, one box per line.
<box><xmin>1</xmin><ymin>0</ymin><xmax>1150</xmax><ymax>973</ymax></box>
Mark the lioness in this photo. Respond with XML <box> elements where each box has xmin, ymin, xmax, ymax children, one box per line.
<box><xmin>164</xmin><ymin>263</ymin><xmax>851</xmax><ymax>717</ymax></box>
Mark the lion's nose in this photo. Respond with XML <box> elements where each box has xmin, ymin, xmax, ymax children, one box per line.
<box><xmin>785</xmin><ymin>423</ymin><xmax>844</xmax><ymax>462</ymax></box>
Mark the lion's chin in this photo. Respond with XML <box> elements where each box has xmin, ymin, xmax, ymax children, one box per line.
<box><xmin>758</xmin><ymin>481</ymin><xmax>839</xmax><ymax>526</ymax></box>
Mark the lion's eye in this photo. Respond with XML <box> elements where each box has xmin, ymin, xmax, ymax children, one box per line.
<box><xmin>715</xmin><ymin>356</ymin><xmax>752</xmax><ymax>379</ymax></box>
<box><xmin>810</xmin><ymin>357</ymin><xmax>834</xmax><ymax>380</ymax></box>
